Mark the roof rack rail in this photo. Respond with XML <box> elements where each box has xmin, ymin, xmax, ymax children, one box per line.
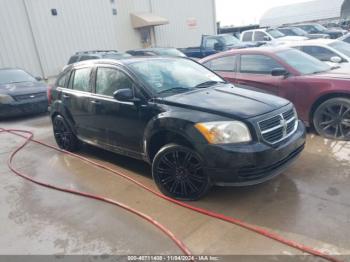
<box><xmin>74</xmin><ymin>50</ymin><xmax>119</xmax><ymax>55</ymax></box>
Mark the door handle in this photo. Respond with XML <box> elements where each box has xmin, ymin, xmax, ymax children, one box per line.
<box><xmin>90</xmin><ymin>100</ymin><xmax>101</xmax><ymax>104</ymax></box>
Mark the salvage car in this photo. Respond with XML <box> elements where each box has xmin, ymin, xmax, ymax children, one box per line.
<box><xmin>49</xmin><ymin>57</ymin><xmax>305</xmax><ymax>200</ymax></box>
<box><xmin>0</xmin><ymin>68</ymin><xmax>48</xmax><ymax>118</ymax></box>
<box><xmin>286</xmin><ymin>39</ymin><xmax>350</xmax><ymax>66</ymax></box>
<box><xmin>200</xmin><ymin>47</ymin><xmax>350</xmax><ymax>140</ymax></box>
<box><xmin>294</xmin><ymin>23</ymin><xmax>346</xmax><ymax>39</ymax></box>
<box><xmin>278</xmin><ymin>26</ymin><xmax>329</xmax><ymax>39</ymax></box>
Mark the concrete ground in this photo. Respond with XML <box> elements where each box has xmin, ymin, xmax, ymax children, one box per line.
<box><xmin>0</xmin><ymin>114</ymin><xmax>349</xmax><ymax>260</ymax></box>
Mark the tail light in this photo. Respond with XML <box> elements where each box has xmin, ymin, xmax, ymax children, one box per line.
<box><xmin>47</xmin><ymin>85</ymin><xmax>52</xmax><ymax>105</ymax></box>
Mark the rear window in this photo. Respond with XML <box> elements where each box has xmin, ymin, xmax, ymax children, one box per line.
<box><xmin>68</xmin><ymin>56</ymin><xmax>79</xmax><ymax>64</ymax></box>
<box><xmin>242</xmin><ymin>32</ymin><xmax>253</xmax><ymax>42</ymax></box>
<box><xmin>79</xmin><ymin>55</ymin><xmax>99</xmax><ymax>62</ymax></box>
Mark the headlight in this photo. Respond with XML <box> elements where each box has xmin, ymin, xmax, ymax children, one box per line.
<box><xmin>0</xmin><ymin>94</ymin><xmax>14</xmax><ymax>104</ymax></box>
<box><xmin>195</xmin><ymin>121</ymin><xmax>252</xmax><ymax>144</ymax></box>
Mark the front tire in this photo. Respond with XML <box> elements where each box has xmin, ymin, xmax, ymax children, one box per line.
<box><xmin>313</xmin><ymin>98</ymin><xmax>350</xmax><ymax>140</ymax></box>
<box><xmin>52</xmin><ymin>115</ymin><xmax>80</xmax><ymax>151</ymax></box>
<box><xmin>152</xmin><ymin>144</ymin><xmax>211</xmax><ymax>200</ymax></box>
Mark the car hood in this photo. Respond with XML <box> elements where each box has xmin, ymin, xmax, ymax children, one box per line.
<box><xmin>276</xmin><ymin>36</ymin><xmax>309</xmax><ymax>41</ymax></box>
<box><xmin>158</xmin><ymin>84</ymin><xmax>290</xmax><ymax>119</ymax></box>
<box><xmin>308</xmin><ymin>67</ymin><xmax>350</xmax><ymax>80</ymax></box>
<box><xmin>0</xmin><ymin>81</ymin><xmax>47</xmax><ymax>96</ymax></box>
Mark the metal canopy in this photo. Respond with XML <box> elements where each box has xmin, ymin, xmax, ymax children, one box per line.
<box><xmin>130</xmin><ymin>12</ymin><xmax>169</xmax><ymax>29</ymax></box>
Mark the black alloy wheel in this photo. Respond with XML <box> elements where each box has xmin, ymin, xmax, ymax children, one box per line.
<box><xmin>152</xmin><ymin>144</ymin><xmax>211</xmax><ymax>200</ymax></box>
<box><xmin>313</xmin><ymin>98</ymin><xmax>350</xmax><ymax>140</ymax></box>
<box><xmin>53</xmin><ymin>115</ymin><xmax>80</xmax><ymax>151</ymax></box>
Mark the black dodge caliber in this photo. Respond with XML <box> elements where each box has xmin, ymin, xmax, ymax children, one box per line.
<box><xmin>50</xmin><ymin>57</ymin><xmax>306</xmax><ymax>200</ymax></box>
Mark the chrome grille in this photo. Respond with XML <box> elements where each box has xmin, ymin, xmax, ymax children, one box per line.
<box><xmin>258</xmin><ymin>108</ymin><xmax>298</xmax><ymax>144</ymax></box>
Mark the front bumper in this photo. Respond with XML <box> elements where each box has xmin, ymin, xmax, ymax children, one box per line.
<box><xmin>200</xmin><ymin>120</ymin><xmax>306</xmax><ymax>186</ymax></box>
<box><xmin>0</xmin><ymin>99</ymin><xmax>48</xmax><ymax>118</ymax></box>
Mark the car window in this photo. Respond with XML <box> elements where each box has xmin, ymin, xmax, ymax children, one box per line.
<box><xmin>71</xmin><ymin>68</ymin><xmax>91</xmax><ymax>92</ymax></box>
<box><xmin>301</xmin><ymin>46</ymin><xmax>336</xmax><ymax>61</ymax></box>
<box><xmin>57</xmin><ymin>72</ymin><xmax>68</xmax><ymax>87</ymax></box>
<box><xmin>240</xmin><ymin>55</ymin><xmax>283</xmax><ymax>74</ymax></box>
<box><xmin>254</xmin><ymin>31</ymin><xmax>269</xmax><ymax>41</ymax></box>
<box><xmin>0</xmin><ymin>69</ymin><xmax>36</xmax><ymax>84</ymax></box>
<box><xmin>204</xmin><ymin>38</ymin><xmax>220</xmax><ymax>49</ymax></box>
<box><xmin>343</xmin><ymin>36</ymin><xmax>350</xmax><ymax>44</ymax></box>
<box><xmin>205</xmin><ymin>56</ymin><xmax>236</xmax><ymax>72</ymax></box>
<box><xmin>95</xmin><ymin>67</ymin><xmax>133</xmax><ymax>97</ymax></box>
<box><xmin>242</xmin><ymin>32</ymin><xmax>253</xmax><ymax>42</ymax></box>
<box><xmin>68</xmin><ymin>56</ymin><xmax>79</xmax><ymax>64</ymax></box>
<box><xmin>79</xmin><ymin>55</ymin><xmax>99</xmax><ymax>62</ymax></box>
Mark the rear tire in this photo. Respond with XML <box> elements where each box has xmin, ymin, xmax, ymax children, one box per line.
<box><xmin>313</xmin><ymin>97</ymin><xmax>350</xmax><ymax>140</ymax></box>
<box><xmin>52</xmin><ymin>115</ymin><xmax>80</xmax><ymax>151</ymax></box>
<box><xmin>152</xmin><ymin>144</ymin><xmax>211</xmax><ymax>201</ymax></box>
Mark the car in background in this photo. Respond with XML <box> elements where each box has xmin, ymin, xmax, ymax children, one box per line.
<box><xmin>200</xmin><ymin>47</ymin><xmax>350</xmax><ymax>140</ymax></box>
<box><xmin>240</xmin><ymin>28</ymin><xmax>307</xmax><ymax>45</ymax></box>
<box><xmin>286</xmin><ymin>39</ymin><xmax>350</xmax><ymax>66</ymax></box>
<box><xmin>49</xmin><ymin>57</ymin><xmax>305</xmax><ymax>200</ymax></box>
<box><xmin>179</xmin><ymin>34</ymin><xmax>258</xmax><ymax>59</ymax></box>
<box><xmin>278</xmin><ymin>26</ymin><xmax>329</xmax><ymax>39</ymax></box>
<box><xmin>126</xmin><ymin>47</ymin><xmax>186</xmax><ymax>57</ymax></box>
<box><xmin>339</xmin><ymin>33</ymin><xmax>350</xmax><ymax>44</ymax></box>
<box><xmin>0</xmin><ymin>68</ymin><xmax>48</xmax><ymax>118</ymax></box>
<box><xmin>67</xmin><ymin>50</ymin><xmax>131</xmax><ymax>65</ymax></box>
<box><xmin>293</xmin><ymin>23</ymin><xmax>346</xmax><ymax>39</ymax></box>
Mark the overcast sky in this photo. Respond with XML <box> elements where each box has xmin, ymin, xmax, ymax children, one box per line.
<box><xmin>216</xmin><ymin>0</ymin><xmax>308</xmax><ymax>26</ymax></box>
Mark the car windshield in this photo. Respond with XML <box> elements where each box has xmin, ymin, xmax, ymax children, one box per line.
<box><xmin>314</xmin><ymin>24</ymin><xmax>328</xmax><ymax>32</ymax></box>
<box><xmin>128</xmin><ymin>58</ymin><xmax>224</xmax><ymax>95</ymax></box>
<box><xmin>329</xmin><ymin>41</ymin><xmax>350</xmax><ymax>57</ymax></box>
<box><xmin>267</xmin><ymin>29</ymin><xmax>285</xmax><ymax>38</ymax></box>
<box><xmin>155</xmin><ymin>49</ymin><xmax>186</xmax><ymax>57</ymax></box>
<box><xmin>276</xmin><ymin>49</ymin><xmax>331</xmax><ymax>75</ymax></box>
<box><xmin>219</xmin><ymin>34</ymin><xmax>240</xmax><ymax>45</ymax></box>
<box><xmin>0</xmin><ymin>69</ymin><xmax>36</xmax><ymax>84</ymax></box>
<box><xmin>291</xmin><ymin>27</ymin><xmax>308</xmax><ymax>36</ymax></box>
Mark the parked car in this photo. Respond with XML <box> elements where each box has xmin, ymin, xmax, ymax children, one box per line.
<box><xmin>126</xmin><ymin>47</ymin><xmax>186</xmax><ymax>57</ymax></box>
<box><xmin>179</xmin><ymin>34</ymin><xmax>258</xmax><ymax>59</ymax></box>
<box><xmin>200</xmin><ymin>47</ymin><xmax>350</xmax><ymax>140</ymax></box>
<box><xmin>49</xmin><ymin>57</ymin><xmax>305</xmax><ymax>200</ymax></box>
<box><xmin>240</xmin><ymin>28</ymin><xmax>307</xmax><ymax>45</ymax></box>
<box><xmin>338</xmin><ymin>33</ymin><xmax>350</xmax><ymax>44</ymax></box>
<box><xmin>67</xmin><ymin>50</ymin><xmax>131</xmax><ymax>65</ymax></box>
<box><xmin>0</xmin><ymin>68</ymin><xmax>48</xmax><ymax>118</ymax></box>
<box><xmin>286</xmin><ymin>39</ymin><xmax>350</xmax><ymax>66</ymax></box>
<box><xmin>278</xmin><ymin>26</ymin><xmax>329</xmax><ymax>39</ymax></box>
<box><xmin>293</xmin><ymin>23</ymin><xmax>346</xmax><ymax>39</ymax></box>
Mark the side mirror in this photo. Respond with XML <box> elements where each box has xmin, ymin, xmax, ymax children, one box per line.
<box><xmin>263</xmin><ymin>36</ymin><xmax>271</xmax><ymax>41</ymax></box>
<box><xmin>214</xmin><ymin>42</ymin><xmax>224</xmax><ymax>51</ymax></box>
<box><xmin>113</xmin><ymin>88</ymin><xmax>142</xmax><ymax>104</ymax></box>
<box><xmin>35</xmin><ymin>76</ymin><xmax>43</xmax><ymax>81</ymax></box>
<box><xmin>271</xmin><ymin>68</ymin><xmax>289</xmax><ymax>77</ymax></box>
<box><xmin>330</xmin><ymin>56</ymin><xmax>342</xmax><ymax>63</ymax></box>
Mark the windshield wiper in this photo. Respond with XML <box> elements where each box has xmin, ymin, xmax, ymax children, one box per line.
<box><xmin>157</xmin><ymin>87</ymin><xmax>191</xmax><ymax>95</ymax></box>
<box><xmin>194</xmin><ymin>80</ymin><xmax>226</xmax><ymax>88</ymax></box>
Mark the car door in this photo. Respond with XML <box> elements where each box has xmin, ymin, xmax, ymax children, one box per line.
<box><xmin>62</xmin><ymin>66</ymin><xmax>96</xmax><ymax>140</ymax></box>
<box><xmin>202</xmin><ymin>37</ymin><xmax>221</xmax><ymax>57</ymax></box>
<box><xmin>235</xmin><ymin>54</ymin><xmax>286</xmax><ymax>95</ymax></box>
<box><xmin>91</xmin><ymin>65</ymin><xmax>154</xmax><ymax>155</ymax></box>
<box><xmin>253</xmin><ymin>31</ymin><xmax>271</xmax><ymax>45</ymax></box>
<box><xmin>202</xmin><ymin>55</ymin><xmax>237</xmax><ymax>82</ymax></box>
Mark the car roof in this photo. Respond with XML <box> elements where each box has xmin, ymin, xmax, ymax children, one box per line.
<box><xmin>225</xmin><ymin>45</ymin><xmax>291</xmax><ymax>55</ymax></box>
<box><xmin>128</xmin><ymin>47</ymin><xmax>176</xmax><ymax>52</ymax></box>
<box><xmin>243</xmin><ymin>28</ymin><xmax>267</xmax><ymax>33</ymax></box>
<box><xmin>285</xmin><ymin>39</ymin><xmax>336</xmax><ymax>46</ymax></box>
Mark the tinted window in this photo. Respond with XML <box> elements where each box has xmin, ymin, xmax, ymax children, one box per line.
<box><xmin>68</xmin><ymin>56</ymin><xmax>79</xmax><ymax>64</ymax></box>
<box><xmin>72</xmin><ymin>68</ymin><xmax>91</xmax><ymax>92</ymax></box>
<box><xmin>242</xmin><ymin>32</ymin><xmax>253</xmax><ymax>42</ymax></box>
<box><xmin>95</xmin><ymin>67</ymin><xmax>133</xmax><ymax>96</ymax></box>
<box><xmin>0</xmin><ymin>69</ymin><xmax>36</xmax><ymax>84</ymax></box>
<box><xmin>329</xmin><ymin>40</ymin><xmax>350</xmax><ymax>57</ymax></box>
<box><xmin>301</xmin><ymin>46</ymin><xmax>336</xmax><ymax>61</ymax></box>
<box><xmin>240</xmin><ymin>55</ymin><xmax>283</xmax><ymax>74</ymax></box>
<box><xmin>343</xmin><ymin>36</ymin><xmax>350</xmax><ymax>44</ymax></box>
<box><xmin>254</xmin><ymin>31</ymin><xmax>269</xmax><ymax>41</ymax></box>
<box><xmin>79</xmin><ymin>55</ymin><xmax>99</xmax><ymax>62</ymax></box>
<box><xmin>204</xmin><ymin>38</ymin><xmax>220</xmax><ymax>49</ymax></box>
<box><xmin>205</xmin><ymin>56</ymin><xmax>236</xmax><ymax>72</ymax></box>
<box><xmin>57</xmin><ymin>72</ymin><xmax>68</xmax><ymax>87</ymax></box>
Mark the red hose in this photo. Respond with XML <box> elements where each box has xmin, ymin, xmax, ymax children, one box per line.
<box><xmin>0</xmin><ymin>128</ymin><xmax>192</xmax><ymax>257</ymax></box>
<box><xmin>0</xmin><ymin>128</ymin><xmax>341</xmax><ymax>262</ymax></box>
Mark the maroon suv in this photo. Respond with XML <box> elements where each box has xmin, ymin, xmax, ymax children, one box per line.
<box><xmin>200</xmin><ymin>47</ymin><xmax>350</xmax><ymax>140</ymax></box>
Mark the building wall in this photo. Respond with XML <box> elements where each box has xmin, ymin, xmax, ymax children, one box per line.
<box><xmin>0</xmin><ymin>0</ymin><xmax>215</xmax><ymax>77</ymax></box>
